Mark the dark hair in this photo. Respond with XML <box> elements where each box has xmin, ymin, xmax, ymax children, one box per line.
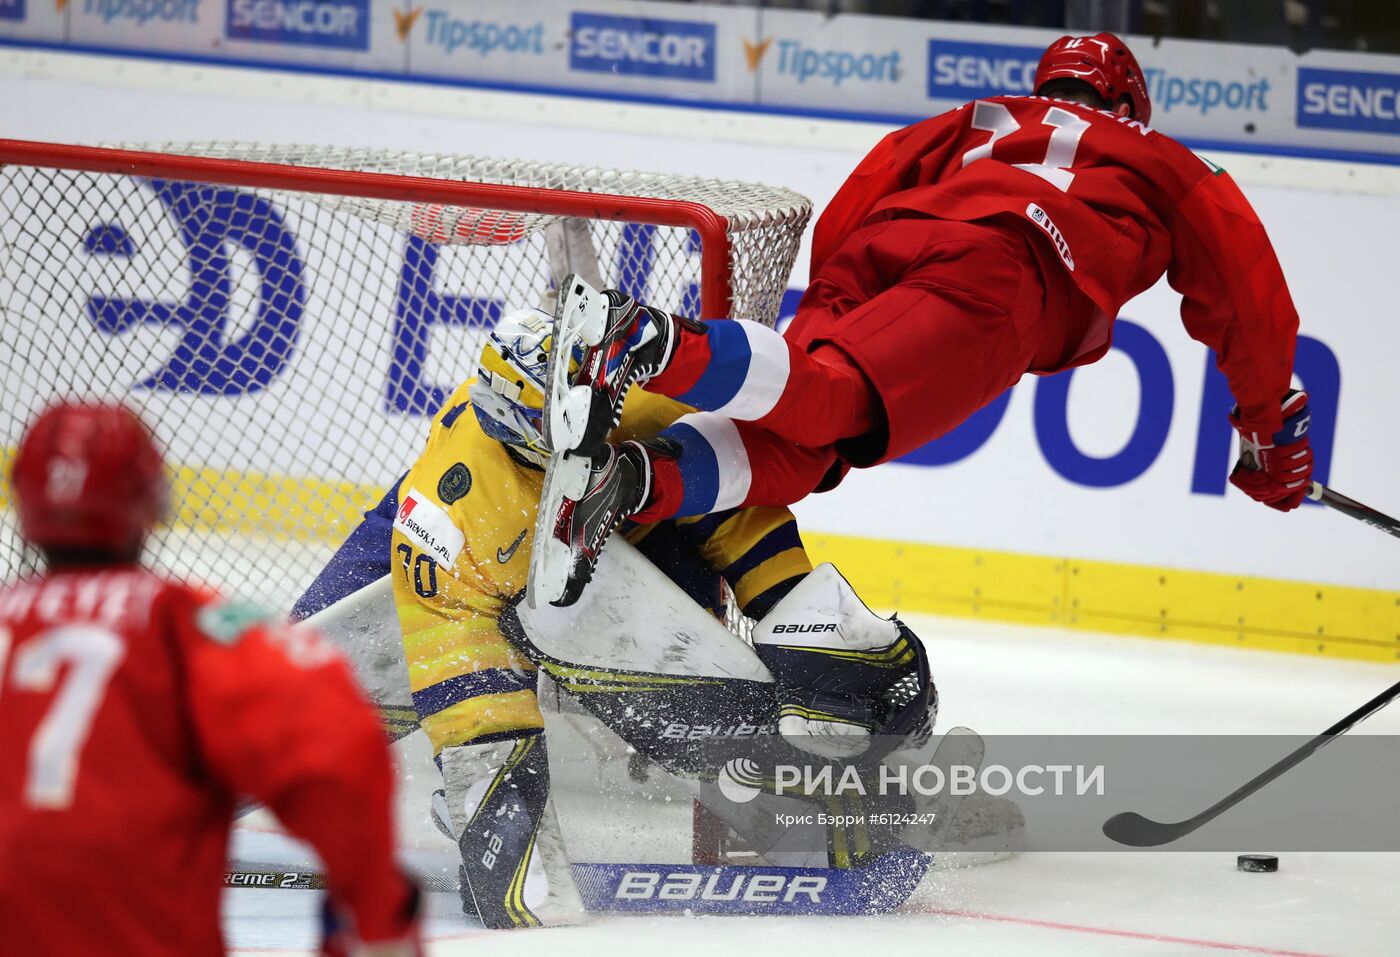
<box><xmin>1037</xmin><ymin>78</ymin><xmax>1111</xmax><ymax>111</ymax></box>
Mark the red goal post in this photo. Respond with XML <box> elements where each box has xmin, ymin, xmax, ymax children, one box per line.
<box><xmin>0</xmin><ymin>138</ymin><xmax>742</xmax><ymax>321</ymax></box>
<box><xmin>0</xmin><ymin>138</ymin><xmax>812</xmax><ymax>611</ymax></box>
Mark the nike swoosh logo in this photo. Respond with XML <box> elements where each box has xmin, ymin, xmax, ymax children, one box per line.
<box><xmin>497</xmin><ymin>528</ymin><xmax>528</xmax><ymax>565</ymax></box>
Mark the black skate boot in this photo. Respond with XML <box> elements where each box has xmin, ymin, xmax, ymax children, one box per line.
<box><xmin>529</xmin><ymin>439</ymin><xmax>665</xmax><ymax>608</ymax></box>
<box><xmin>542</xmin><ymin>274</ymin><xmax>695</xmax><ymax>457</ymax></box>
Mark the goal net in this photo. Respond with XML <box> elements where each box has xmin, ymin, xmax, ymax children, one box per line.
<box><xmin>0</xmin><ymin>139</ymin><xmax>812</xmax><ymax>615</ymax></box>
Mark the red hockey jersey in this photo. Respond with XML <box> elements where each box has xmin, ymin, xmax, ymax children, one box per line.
<box><xmin>0</xmin><ymin>566</ymin><xmax>411</xmax><ymax>956</ymax></box>
<box><xmin>799</xmin><ymin>94</ymin><xmax>1300</xmax><ymax>438</ymax></box>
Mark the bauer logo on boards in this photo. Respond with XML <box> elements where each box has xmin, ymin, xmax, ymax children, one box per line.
<box><xmin>393</xmin><ymin>489</ymin><xmax>465</xmax><ymax>568</ymax></box>
<box><xmin>226</xmin><ymin>0</ymin><xmax>370</xmax><ymax>50</ymax></box>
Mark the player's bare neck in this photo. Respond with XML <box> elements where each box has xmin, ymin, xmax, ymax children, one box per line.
<box><xmin>43</xmin><ymin>547</ymin><xmax>143</xmax><ymax>570</ymax></box>
<box><xmin>1035</xmin><ymin>80</ymin><xmax>1112</xmax><ymax>114</ymax></box>
<box><xmin>1050</xmin><ymin>91</ymin><xmax>1106</xmax><ymax>111</ymax></box>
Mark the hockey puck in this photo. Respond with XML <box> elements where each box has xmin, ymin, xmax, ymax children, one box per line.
<box><xmin>1237</xmin><ymin>853</ymin><xmax>1279</xmax><ymax>873</ymax></box>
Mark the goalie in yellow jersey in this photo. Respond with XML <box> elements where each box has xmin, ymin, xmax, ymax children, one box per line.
<box><xmin>294</xmin><ymin>308</ymin><xmax>940</xmax><ymax>929</ymax></box>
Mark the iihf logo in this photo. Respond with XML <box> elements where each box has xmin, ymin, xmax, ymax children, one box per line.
<box><xmin>1025</xmin><ymin>202</ymin><xmax>1075</xmax><ymax>271</ymax></box>
<box><xmin>717</xmin><ymin>757</ymin><xmax>764</xmax><ymax>804</ymax></box>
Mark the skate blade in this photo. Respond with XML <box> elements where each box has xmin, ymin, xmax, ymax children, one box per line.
<box><xmin>548</xmin><ymin>384</ymin><xmax>596</xmax><ymax>456</ymax></box>
<box><xmin>542</xmin><ymin>274</ymin><xmax>609</xmax><ymax>453</ymax></box>
<box><xmin>555</xmin><ymin>274</ymin><xmax>610</xmax><ymax>346</ymax></box>
<box><xmin>526</xmin><ymin>451</ymin><xmax>593</xmax><ymax>609</ymax></box>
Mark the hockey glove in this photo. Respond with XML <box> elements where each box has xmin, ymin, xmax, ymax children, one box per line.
<box><xmin>320</xmin><ymin>878</ymin><xmax>424</xmax><ymax>957</ymax></box>
<box><xmin>1229</xmin><ymin>389</ymin><xmax>1313</xmax><ymax>512</ymax></box>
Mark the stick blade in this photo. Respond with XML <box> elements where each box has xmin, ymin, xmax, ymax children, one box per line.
<box><xmin>1101</xmin><ymin>811</ymin><xmax>1186</xmax><ymax>847</ymax></box>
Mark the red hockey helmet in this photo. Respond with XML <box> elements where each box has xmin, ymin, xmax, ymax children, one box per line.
<box><xmin>1034</xmin><ymin>32</ymin><xmax>1151</xmax><ymax>125</ymax></box>
<box><xmin>10</xmin><ymin>401</ymin><xmax>168</xmax><ymax>555</ymax></box>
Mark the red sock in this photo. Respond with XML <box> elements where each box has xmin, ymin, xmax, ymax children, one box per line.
<box><xmin>630</xmin><ymin>450</ymin><xmax>684</xmax><ymax>523</ymax></box>
<box><xmin>645</xmin><ymin>319</ymin><xmax>710</xmax><ymax>396</ymax></box>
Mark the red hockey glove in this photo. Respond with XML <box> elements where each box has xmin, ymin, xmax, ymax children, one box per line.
<box><xmin>1229</xmin><ymin>389</ymin><xmax>1313</xmax><ymax>512</ymax></box>
<box><xmin>321</xmin><ymin>879</ymin><xmax>424</xmax><ymax>957</ymax></box>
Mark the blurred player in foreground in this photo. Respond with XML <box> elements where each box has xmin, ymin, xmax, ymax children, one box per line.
<box><xmin>0</xmin><ymin>402</ymin><xmax>422</xmax><ymax>957</ymax></box>
<box><xmin>531</xmin><ymin>31</ymin><xmax>1314</xmax><ymax>607</ymax></box>
<box><xmin>294</xmin><ymin>309</ymin><xmax>940</xmax><ymax>929</ymax></box>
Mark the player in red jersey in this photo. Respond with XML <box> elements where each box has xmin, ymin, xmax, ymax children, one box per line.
<box><xmin>0</xmin><ymin>402</ymin><xmax>423</xmax><ymax>956</ymax></box>
<box><xmin>529</xmin><ymin>31</ymin><xmax>1313</xmax><ymax>609</ymax></box>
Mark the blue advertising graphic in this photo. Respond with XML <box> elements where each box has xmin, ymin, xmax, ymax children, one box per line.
<box><xmin>926</xmin><ymin>38</ymin><xmax>1041</xmax><ymax>100</ymax></box>
<box><xmin>569</xmin><ymin>11</ymin><xmax>717</xmax><ymax>83</ymax></box>
<box><xmin>1142</xmin><ymin>68</ymin><xmax>1270</xmax><ymax>117</ymax></box>
<box><xmin>389</xmin><ymin>236</ymin><xmax>501</xmax><ymax>414</ymax></box>
<box><xmin>419</xmin><ymin>10</ymin><xmax>545</xmax><ymax>58</ymax></box>
<box><xmin>771</xmin><ymin>38</ymin><xmax>901</xmax><ymax>88</ymax></box>
<box><xmin>85</xmin><ymin>180</ymin><xmax>306</xmax><ymax>396</ymax></box>
<box><xmin>926</xmin><ymin>37</ymin><xmax>1269</xmax><ymax>121</ymax></box>
<box><xmin>0</xmin><ymin>0</ymin><xmax>25</xmax><ymax>24</ymax></box>
<box><xmin>388</xmin><ymin>223</ymin><xmax>700</xmax><ymax>415</ymax></box>
<box><xmin>1297</xmin><ymin>66</ymin><xmax>1400</xmax><ymax>135</ymax></box>
<box><xmin>225</xmin><ymin>0</ymin><xmax>371</xmax><ymax>51</ymax></box>
<box><xmin>82</xmin><ymin>0</ymin><xmax>200</xmax><ymax>26</ymax></box>
<box><xmin>899</xmin><ymin>320</ymin><xmax>1337</xmax><ymax>497</ymax></box>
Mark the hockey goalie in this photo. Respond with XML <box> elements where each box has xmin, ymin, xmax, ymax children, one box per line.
<box><xmin>295</xmin><ymin>309</ymin><xmax>965</xmax><ymax>929</ymax></box>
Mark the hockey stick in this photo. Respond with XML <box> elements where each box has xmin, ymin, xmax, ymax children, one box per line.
<box><xmin>1102</xmin><ymin>678</ymin><xmax>1400</xmax><ymax>847</ymax></box>
<box><xmin>226</xmin><ymin>868</ymin><xmax>453</xmax><ymax>894</ymax></box>
<box><xmin>1235</xmin><ymin>442</ymin><xmax>1400</xmax><ymax>538</ymax></box>
<box><xmin>1308</xmin><ymin>482</ymin><xmax>1400</xmax><ymax>539</ymax></box>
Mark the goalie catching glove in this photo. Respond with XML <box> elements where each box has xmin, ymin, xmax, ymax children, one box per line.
<box><xmin>1230</xmin><ymin>389</ymin><xmax>1313</xmax><ymax>512</ymax></box>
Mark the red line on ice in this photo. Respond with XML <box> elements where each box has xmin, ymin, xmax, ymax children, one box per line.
<box><xmin>232</xmin><ymin>929</ymin><xmax>492</xmax><ymax>954</ymax></box>
<box><xmin>913</xmin><ymin>907</ymin><xmax>1338</xmax><ymax>957</ymax></box>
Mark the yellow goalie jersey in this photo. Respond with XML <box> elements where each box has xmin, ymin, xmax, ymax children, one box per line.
<box><xmin>390</xmin><ymin>380</ymin><xmax>812</xmax><ymax>756</ymax></box>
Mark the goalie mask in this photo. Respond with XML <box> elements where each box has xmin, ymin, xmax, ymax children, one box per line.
<box><xmin>471</xmin><ymin>307</ymin><xmax>576</xmax><ymax>468</ymax></box>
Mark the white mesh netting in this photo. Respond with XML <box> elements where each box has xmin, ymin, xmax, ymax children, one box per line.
<box><xmin>0</xmin><ymin>143</ymin><xmax>812</xmax><ymax>613</ymax></box>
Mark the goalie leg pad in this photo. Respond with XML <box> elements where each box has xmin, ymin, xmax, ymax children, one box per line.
<box><xmin>752</xmin><ymin>563</ymin><xmax>936</xmax><ymax>759</ymax></box>
<box><xmin>439</xmin><ymin>735</ymin><xmax>584</xmax><ymax>929</ymax></box>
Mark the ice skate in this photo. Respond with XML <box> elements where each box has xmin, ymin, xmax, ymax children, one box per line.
<box><xmin>542</xmin><ymin>273</ymin><xmax>678</xmax><ymax>457</ymax></box>
<box><xmin>528</xmin><ymin>440</ymin><xmax>653</xmax><ymax>608</ymax></box>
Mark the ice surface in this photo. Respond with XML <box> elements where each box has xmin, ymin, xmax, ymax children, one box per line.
<box><xmin>226</xmin><ymin>614</ymin><xmax>1400</xmax><ymax>956</ymax></box>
